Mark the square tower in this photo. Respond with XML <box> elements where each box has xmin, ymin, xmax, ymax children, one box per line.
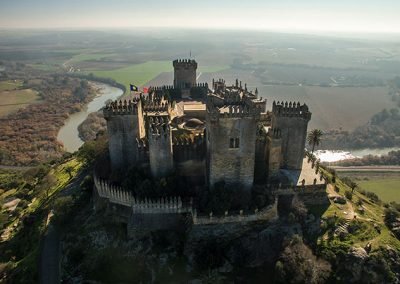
<box><xmin>205</xmin><ymin>80</ymin><xmax>264</xmax><ymax>190</ymax></box>
<box><xmin>173</xmin><ymin>59</ymin><xmax>197</xmax><ymax>89</ymax></box>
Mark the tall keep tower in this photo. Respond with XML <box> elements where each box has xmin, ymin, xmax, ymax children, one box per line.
<box><xmin>206</xmin><ymin>79</ymin><xmax>264</xmax><ymax>190</ymax></box>
<box><xmin>103</xmin><ymin>99</ymin><xmax>145</xmax><ymax>170</ymax></box>
<box><xmin>147</xmin><ymin>116</ymin><xmax>174</xmax><ymax>178</ymax></box>
<box><xmin>173</xmin><ymin>59</ymin><xmax>197</xmax><ymax>89</ymax></box>
<box><xmin>270</xmin><ymin>101</ymin><xmax>311</xmax><ymax>170</ymax></box>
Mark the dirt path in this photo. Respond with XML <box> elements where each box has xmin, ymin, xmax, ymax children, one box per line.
<box><xmin>327</xmin><ymin>184</ymin><xmax>356</xmax><ymax>220</ymax></box>
<box><xmin>40</xmin><ymin>225</ymin><xmax>60</xmax><ymax>284</ymax></box>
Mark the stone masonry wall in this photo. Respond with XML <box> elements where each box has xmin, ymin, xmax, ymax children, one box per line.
<box><xmin>106</xmin><ymin>114</ymin><xmax>139</xmax><ymax>170</ymax></box>
<box><xmin>148</xmin><ymin>127</ymin><xmax>174</xmax><ymax>178</ymax></box>
<box><xmin>271</xmin><ymin>116</ymin><xmax>309</xmax><ymax>170</ymax></box>
<box><xmin>173</xmin><ymin>59</ymin><xmax>197</xmax><ymax>89</ymax></box>
<box><xmin>207</xmin><ymin>116</ymin><xmax>257</xmax><ymax>189</ymax></box>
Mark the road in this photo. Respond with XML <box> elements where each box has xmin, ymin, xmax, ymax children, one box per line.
<box><xmin>40</xmin><ymin>224</ymin><xmax>60</xmax><ymax>284</ymax></box>
<box><xmin>331</xmin><ymin>166</ymin><xmax>400</xmax><ymax>172</ymax></box>
<box><xmin>39</xmin><ymin>169</ymin><xmax>88</xmax><ymax>284</ymax></box>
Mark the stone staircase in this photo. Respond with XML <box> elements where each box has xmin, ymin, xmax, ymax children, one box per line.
<box><xmin>334</xmin><ymin>220</ymin><xmax>350</xmax><ymax>237</ymax></box>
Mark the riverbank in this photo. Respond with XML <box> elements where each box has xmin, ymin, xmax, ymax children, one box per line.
<box><xmin>0</xmin><ymin>76</ymin><xmax>95</xmax><ymax>166</ymax></box>
<box><xmin>314</xmin><ymin>148</ymin><xmax>400</xmax><ymax>163</ymax></box>
<box><xmin>57</xmin><ymin>82</ymin><xmax>123</xmax><ymax>152</ymax></box>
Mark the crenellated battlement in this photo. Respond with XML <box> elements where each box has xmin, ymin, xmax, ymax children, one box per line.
<box><xmin>173</xmin><ymin>59</ymin><xmax>198</xmax><ymax>68</ymax></box>
<box><xmin>207</xmin><ymin>101</ymin><xmax>261</xmax><ymax>121</ymax></box>
<box><xmin>103</xmin><ymin>99</ymin><xmax>140</xmax><ymax>117</ymax></box>
<box><xmin>149</xmin><ymin>85</ymin><xmax>175</xmax><ymax>92</ymax></box>
<box><xmin>94</xmin><ymin>177</ymin><xmax>192</xmax><ymax>213</ymax></box>
<box><xmin>192</xmin><ymin>82</ymin><xmax>208</xmax><ymax>88</ymax></box>
<box><xmin>136</xmin><ymin>137</ymin><xmax>147</xmax><ymax>149</ymax></box>
<box><xmin>268</xmin><ymin>128</ymin><xmax>282</xmax><ymax>139</ymax></box>
<box><xmin>148</xmin><ymin>121</ymin><xmax>170</xmax><ymax>137</ymax></box>
<box><xmin>272</xmin><ymin>101</ymin><xmax>311</xmax><ymax>120</ymax></box>
<box><xmin>143</xmin><ymin>101</ymin><xmax>170</xmax><ymax>113</ymax></box>
<box><xmin>173</xmin><ymin>134</ymin><xmax>204</xmax><ymax>146</ymax></box>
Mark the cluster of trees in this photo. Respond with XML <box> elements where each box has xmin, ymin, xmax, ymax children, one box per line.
<box><xmin>117</xmin><ymin>166</ymin><xmax>195</xmax><ymax>200</ymax></box>
<box><xmin>69</xmin><ymin>73</ymin><xmax>126</xmax><ymax>94</ymax></box>
<box><xmin>323</xmin><ymin>108</ymin><xmax>400</xmax><ymax>149</ymax></box>
<box><xmin>336</xmin><ymin>150</ymin><xmax>400</xmax><ymax>166</ymax></box>
<box><xmin>384</xmin><ymin>204</ymin><xmax>400</xmax><ymax>239</ymax></box>
<box><xmin>275</xmin><ymin>235</ymin><xmax>332</xmax><ymax>284</ymax></box>
<box><xmin>0</xmin><ymin>76</ymin><xmax>94</xmax><ymax>165</ymax></box>
<box><xmin>77</xmin><ymin>112</ymin><xmax>106</xmax><ymax>142</ymax></box>
<box><xmin>323</xmin><ymin>77</ymin><xmax>400</xmax><ymax>150</ymax></box>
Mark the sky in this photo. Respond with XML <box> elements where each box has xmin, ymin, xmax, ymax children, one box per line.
<box><xmin>0</xmin><ymin>0</ymin><xmax>399</xmax><ymax>34</ymax></box>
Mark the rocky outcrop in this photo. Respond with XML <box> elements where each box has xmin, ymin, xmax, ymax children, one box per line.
<box><xmin>184</xmin><ymin>220</ymin><xmax>302</xmax><ymax>271</ymax></box>
<box><xmin>336</xmin><ymin>245</ymin><xmax>400</xmax><ymax>283</ymax></box>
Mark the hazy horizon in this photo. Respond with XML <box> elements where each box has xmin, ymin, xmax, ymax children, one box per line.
<box><xmin>1</xmin><ymin>0</ymin><xmax>400</xmax><ymax>34</ymax></box>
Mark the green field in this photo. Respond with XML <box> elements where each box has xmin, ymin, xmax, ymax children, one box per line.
<box><xmin>0</xmin><ymin>80</ymin><xmax>40</xmax><ymax>117</ymax></box>
<box><xmin>29</xmin><ymin>63</ymin><xmax>61</xmax><ymax>71</ymax></box>
<box><xmin>70</xmin><ymin>52</ymin><xmax>114</xmax><ymax>63</ymax></box>
<box><xmin>0</xmin><ymin>80</ymin><xmax>23</xmax><ymax>91</ymax></box>
<box><xmin>358</xmin><ymin>178</ymin><xmax>400</xmax><ymax>203</ymax></box>
<box><xmin>90</xmin><ymin>61</ymin><xmax>172</xmax><ymax>93</ymax></box>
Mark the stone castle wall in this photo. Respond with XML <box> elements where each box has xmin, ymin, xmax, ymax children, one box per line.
<box><xmin>207</xmin><ymin>115</ymin><xmax>257</xmax><ymax>189</ymax></box>
<box><xmin>271</xmin><ymin>102</ymin><xmax>311</xmax><ymax>170</ymax></box>
<box><xmin>148</xmin><ymin>123</ymin><xmax>174</xmax><ymax>178</ymax></box>
<box><xmin>103</xmin><ymin>99</ymin><xmax>144</xmax><ymax>170</ymax></box>
<box><xmin>105</xmin><ymin>114</ymin><xmax>139</xmax><ymax>170</ymax></box>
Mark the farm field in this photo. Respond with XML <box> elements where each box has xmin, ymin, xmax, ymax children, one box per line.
<box><xmin>0</xmin><ymin>80</ymin><xmax>23</xmax><ymax>91</ymax></box>
<box><xmin>358</xmin><ymin>178</ymin><xmax>400</xmax><ymax>203</ymax></box>
<box><xmin>0</xmin><ymin>29</ymin><xmax>399</xmax><ymax>131</ymax></box>
<box><xmin>258</xmin><ymin>85</ymin><xmax>391</xmax><ymax>130</ymax></box>
<box><xmin>90</xmin><ymin>61</ymin><xmax>172</xmax><ymax>93</ymax></box>
<box><xmin>338</xmin><ymin>171</ymin><xmax>400</xmax><ymax>203</ymax></box>
<box><xmin>0</xmin><ymin>80</ymin><xmax>40</xmax><ymax>117</ymax></box>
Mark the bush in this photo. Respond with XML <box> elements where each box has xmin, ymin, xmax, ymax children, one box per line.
<box><xmin>365</xmin><ymin>191</ymin><xmax>380</xmax><ymax>203</ymax></box>
<box><xmin>52</xmin><ymin>196</ymin><xmax>75</xmax><ymax>226</ymax></box>
<box><xmin>80</xmin><ymin>175</ymin><xmax>93</xmax><ymax>192</ymax></box>
<box><xmin>344</xmin><ymin>190</ymin><xmax>353</xmax><ymax>200</ymax></box>
<box><xmin>275</xmin><ymin>235</ymin><xmax>331</xmax><ymax>283</ymax></box>
<box><xmin>384</xmin><ymin>207</ymin><xmax>399</xmax><ymax>228</ymax></box>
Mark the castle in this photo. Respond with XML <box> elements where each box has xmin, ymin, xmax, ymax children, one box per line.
<box><xmin>96</xmin><ymin>59</ymin><xmax>327</xmax><ymax>236</ymax></box>
<box><xmin>103</xmin><ymin>59</ymin><xmax>312</xmax><ymax>188</ymax></box>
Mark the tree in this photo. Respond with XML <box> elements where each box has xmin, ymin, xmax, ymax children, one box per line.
<box><xmin>350</xmin><ymin>181</ymin><xmax>358</xmax><ymax>193</ymax></box>
<box><xmin>307</xmin><ymin>129</ymin><xmax>323</xmax><ymax>153</ymax></box>
<box><xmin>65</xmin><ymin>166</ymin><xmax>74</xmax><ymax>180</ymax></box>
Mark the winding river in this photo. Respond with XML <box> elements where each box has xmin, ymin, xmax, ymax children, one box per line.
<box><xmin>57</xmin><ymin>82</ymin><xmax>123</xmax><ymax>152</ymax></box>
<box><xmin>57</xmin><ymin>83</ymin><xmax>399</xmax><ymax>160</ymax></box>
<box><xmin>314</xmin><ymin>148</ymin><xmax>400</xmax><ymax>163</ymax></box>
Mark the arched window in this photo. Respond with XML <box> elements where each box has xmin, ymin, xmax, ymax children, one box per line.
<box><xmin>229</xmin><ymin>137</ymin><xmax>240</xmax><ymax>148</ymax></box>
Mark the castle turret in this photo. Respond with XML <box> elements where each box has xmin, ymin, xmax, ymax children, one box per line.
<box><xmin>147</xmin><ymin>116</ymin><xmax>174</xmax><ymax>178</ymax></box>
<box><xmin>173</xmin><ymin>59</ymin><xmax>197</xmax><ymax>89</ymax></box>
<box><xmin>271</xmin><ymin>101</ymin><xmax>311</xmax><ymax>170</ymax></box>
<box><xmin>206</xmin><ymin>80</ymin><xmax>264</xmax><ymax>190</ymax></box>
<box><xmin>103</xmin><ymin>99</ymin><xmax>145</xmax><ymax>170</ymax></box>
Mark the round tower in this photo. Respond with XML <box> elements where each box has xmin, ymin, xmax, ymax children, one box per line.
<box><xmin>173</xmin><ymin>59</ymin><xmax>197</xmax><ymax>89</ymax></box>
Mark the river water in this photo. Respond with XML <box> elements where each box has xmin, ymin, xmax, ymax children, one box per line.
<box><xmin>57</xmin><ymin>82</ymin><xmax>123</xmax><ymax>152</ymax></box>
<box><xmin>57</xmin><ymin>83</ymin><xmax>398</xmax><ymax>159</ymax></box>
<box><xmin>314</xmin><ymin>148</ymin><xmax>400</xmax><ymax>163</ymax></box>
